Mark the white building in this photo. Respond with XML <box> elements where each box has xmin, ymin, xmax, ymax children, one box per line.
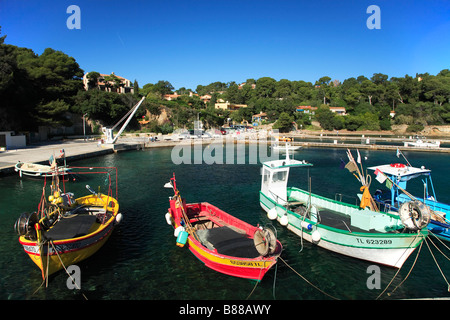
<box><xmin>0</xmin><ymin>131</ymin><xmax>26</xmax><ymax>150</ymax></box>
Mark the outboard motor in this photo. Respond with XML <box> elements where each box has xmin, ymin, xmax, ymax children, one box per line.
<box><xmin>14</xmin><ymin>212</ymin><xmax>39</xmax><ymax>240</ymax></box>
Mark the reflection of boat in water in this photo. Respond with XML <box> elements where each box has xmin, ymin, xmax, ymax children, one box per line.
<box><xmin>403</xmin><ymin>136</ymin><xmax>440</xmax><ymax>149</ymax></box>
<box><xmin>14</xmin><ymin>166</ymin><xmax>121</xmax><ymax>280</ymax></box>
<box><xmin>271</xmin><ymin>143</ymin><xmax>302</xmax><ymax>152</ymax></box>
<box><xmin>259</xmin><ymin>149</ymin><xmax>429</xmax><ymax>268</ymax></box>
<box><xmin>165</xmin><ymin>174</ymin><xmax>282</xmax><ymax>281</ymax></box>
<box><xmin>368</xmin><ymin>151</ymin><xmax>450</xmax><ymax>242</ymax></box>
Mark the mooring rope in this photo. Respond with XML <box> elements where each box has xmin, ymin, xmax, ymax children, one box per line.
<box><xmin>245</xmin><ymin>266</ymin><xmax>264</xmax><ymax>300</ymax></box>
<box><xmin>376</xmin><ymin>239</ymin><xmax>423</xmax><ymax>300</ymax></box>
<box><xmin>279</xmin><ymin>256</ymin><xmax>340</xmax><ymax>300</ymax></box>
<box><xmin>32</xmin><ymin>241</ymin><xmax>49</xmax><ymax>296</ymax></box>
<box><xmin>247</xmin><ymin>229</ymin><xmax>450</xmax><ymax>300</ymax></box>
<box><xmin>50</xmin><ymin>240</ymin><xmax>88</xmax><ymax>300</ymax></box>
<box><xmin>428</xmin><ymin>231</ymin><xmax>450</xmax><ymax>261</ymax></box>
<box><xmin>424</xmin><ymin>237</ymin><xmax>450</xmax><ymax>291</ymax></box>
<box><xmin>272</xmin><ymin>262</ymin><xmax>278</xmax><ymax>299</ymax></box>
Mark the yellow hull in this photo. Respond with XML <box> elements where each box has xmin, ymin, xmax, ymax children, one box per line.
<box><xmin>19</xmin><ymin>194</ymin><xmax>119</xmax><ymax>279</ymax></box>
<box><xmin>22</xmin><ymin>231</ymin><xmax>114</xmax><ymax>277</ymax></box>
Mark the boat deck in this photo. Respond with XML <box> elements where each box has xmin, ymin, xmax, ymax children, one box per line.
<box><xmin>192</xmin><ymin>213</ymin><xmax>260</xmax><ymax>258</ymax></box>
<box><xmin>288</xmin><ymin>201</ymin><xmax>397</xmax><ymax>233</ymax></box>
<box><xmin>196</xmin><ymin>226</ymin><xmax>260</xmax><ymax>258</ymax></box>
<box><xmin>44</xmin><ymin>214</ymin><xmax>97</xmax><ymax>241</ymax></box>
<box><xmin>318</xmin><ymin>209</ymin><xmax>368</xmax><ymax>233</ymax></box>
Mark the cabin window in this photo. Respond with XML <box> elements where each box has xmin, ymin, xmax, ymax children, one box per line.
<box><xmin>263</xmin><ymin>169</ymin><xmax>270</xmax><ymax>185</ymax></box>
<box><xmin>272</xmin><ymin>171</ymin><xmax>287</xmax><ymax>182</ymax></box>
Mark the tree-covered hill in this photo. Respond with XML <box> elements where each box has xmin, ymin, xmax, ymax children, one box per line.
<box><xmin>1</xmin><ymin>27</ymin><xmax>449</xmax><ymax>135</ymax></box>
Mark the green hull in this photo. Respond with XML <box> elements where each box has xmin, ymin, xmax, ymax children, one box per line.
<box><xmin>260</xmin><ymin>187</ymin><xmax>427</xmax><ymax>268</ymax></box>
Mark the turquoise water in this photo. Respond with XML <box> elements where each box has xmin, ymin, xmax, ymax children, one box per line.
<box><xmin>1</xmin><ymin>145</ymin><xmax>450</xmax><ymax>300</ymax></box>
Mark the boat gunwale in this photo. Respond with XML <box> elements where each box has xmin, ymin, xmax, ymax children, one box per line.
<box><xmin>287</xmin><ymin>186</ymin><xmax>403</xmax><ymax>220</ymax></box>
<box><xmin>171</xmin><ymin>201</ymin><xmax>282</xmax><ymax>263</ymax></box>
<box><xmin>15</xmin><ymin>162</ymin><xmax>72</xmax><ymax>174</ymax></box>
<box><xmin>19</xmin><ymin>223</ymin><xmax>115</xmax><ymax>256</ymax></box>
<box><xmin>260</xmin><ymin>190</ymin><xmax>428</xmax><ymax>241</ymax></box>
<box><xmin>19</xmin><ymin>195</ymin><xmax>119</xmax><ymax>247</ymax></box>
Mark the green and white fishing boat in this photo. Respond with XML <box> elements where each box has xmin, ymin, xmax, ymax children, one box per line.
<box><xmin>259</xmin><ymin>149</ymin><xmax>429</xmax><ymax>268</ymax></box>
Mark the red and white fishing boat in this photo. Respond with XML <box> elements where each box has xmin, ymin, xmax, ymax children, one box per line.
<box><xmin>164</xmin><ymin>174</ymin><xmax>282</xmax><ymax>281</ymax></box>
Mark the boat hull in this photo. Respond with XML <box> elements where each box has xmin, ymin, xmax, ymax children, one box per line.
<box><xmin>15</xmin><ymin>162</ymin><xmax>71</xmax><ymax>178</ymax></box>
<box><xmin>19</xmin><ymin>224</ymin><xmax>114</xmax><ymax>277</ymax></box>
<box><xmin>168</xmin><ymin>200</ymin><xmax>282</xmax><ymax>281</ymax></box>
<box><xmin>282</xmin><ymin>220</ymin><xmax>418</xmax><ymax>268</ymax></box>
<box><xmin>18</xmin><ymin>195</ymin><xmax>119</xmax><ymax>278</ymax></box>
<box><xmin>187</xmin><ymin>235</ymin><xmax>278</xmax><ymax>281</ymax></box>
<box><xmin>260</xmin><ymin>189</ymin><xmax>426</xmax><ymax>268</ymax></box>
<box><xmin>427</xmin><ymin>220</ymin><xmax>450</xmax><ymax>242</ymax></box>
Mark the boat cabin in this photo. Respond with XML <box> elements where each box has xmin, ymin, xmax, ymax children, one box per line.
<box><xmin>261</xmin><ymin>155</ymin><xmax>312</xmax><ymax>206</ymax></box>
<box><xmin>367</xmin><ymin>163</ymin><xmax>450</xmax><ymax>215</ymax></box>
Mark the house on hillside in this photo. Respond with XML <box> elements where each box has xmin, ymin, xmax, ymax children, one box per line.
<box><xmin>238</xmin><ymin>82</ymin><xmax>256</xmax><ymax>89</ymax></box>
<box><xmin>296</xmin><ymin>106</ymin><xmax>317</xmax><ymax>115</ymax></box>
<box><xmin>163</xmin><ymin>93</ymin><xmax>181</xmax><ymax>100</ymax></box>
<box><xmin>215</xmin><ymin>101</ymin><xmax>248</xmax><ymax>111</ymax></box>
<box><xmin>200</xmin><ymin>94</ymin><xmax>212</xmax><ymax>104</ymax></box>
<box><xmin>252</xmin><ymin>112</ymin><xmax>267</xmax><ymax>122</ymax></box>
<box><xmin>83</xmin><ymin>72</ymin><xmax>134</xmax><ymax>94</ymax></box>
<box><xmin>329</xmin><ymin>107</ymin><xmax>347</xmax><ymax>115</ymax></box>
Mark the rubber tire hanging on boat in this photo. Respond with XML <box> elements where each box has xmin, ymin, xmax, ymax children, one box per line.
<box><xmin>398</xmin><ymin>200</ymin><xmax>431</xmax><ymax>231</ymax></box>
<box><xmin>253</xmin><ymin>228</ymin><xmax>277</xmax><ymax>256</ymax></box>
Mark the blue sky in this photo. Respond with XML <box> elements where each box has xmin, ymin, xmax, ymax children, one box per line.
<box><xmin>1</xmin><ymin>0</ymin><xmax>449</xmax><ymax>90</ymax></box>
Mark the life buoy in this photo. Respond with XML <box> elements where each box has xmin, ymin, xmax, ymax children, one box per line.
<box><xmin>390</xmin><ymin>163</ymin><xmax>406</xmax><ymax>168</ymax></box>
<box><xmin>399</xmin><ymin>200</ymin><xmax>431</xmax><ymax>231</ymax></box>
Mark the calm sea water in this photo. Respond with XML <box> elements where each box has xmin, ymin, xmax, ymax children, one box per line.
<box><xmin>1</xmin><ymin>145</ymin><xmax>450</xmax><ymax>300</ymax></box>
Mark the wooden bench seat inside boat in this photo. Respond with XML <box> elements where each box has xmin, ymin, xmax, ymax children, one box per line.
<box><xmin>44</xmin><ymin>214</ymin><xmax>98</xmax><ymax>240</ymax></box>
<box><xmin>196</xmin><ymin>226</ymin><xmax>260</xmax><ymax>259</ymax></box>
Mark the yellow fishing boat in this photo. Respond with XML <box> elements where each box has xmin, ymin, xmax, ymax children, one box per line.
<box><xmin>14</xmin><ymin>166</ymin><xmax>121</xmax><ymax>281</ymax></box>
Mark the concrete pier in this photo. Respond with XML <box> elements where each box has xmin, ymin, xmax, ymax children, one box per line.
<box><xmin>1</xmin><ymin>134</ymin><xmax>449</xmax><ymax>176</ymax></box>
<box><xmin>0</xmin><ymin>140</ymin><xmax>114</xmax><ymax>176</ymax></box>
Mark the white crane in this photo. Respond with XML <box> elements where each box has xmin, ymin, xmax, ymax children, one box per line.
<box><xmin>102</xmin><ymin>96</ymin><xmax>145</xmax><ymax>144</ymax></box>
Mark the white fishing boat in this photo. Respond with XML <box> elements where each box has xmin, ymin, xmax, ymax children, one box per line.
<box><xmin>271</xmin><ymin>143</ymin><xmax>302</xmax><ymax>152</ymax></box>
<box><xmin>15</xmin><ymin>160</ymin><xmax>71</xmax><ymax>178</ymax></box>
<box><xmin>403</xmin><ymin>136</ymin><xmax>440</xmax><ymax>149</ymax></box>
<box><xmin>15</xmin><ymin>150</ymin><xmax>71</xmax><ymax>178</ymax></box>
<box><xmin>259</xmin><ymin>149</ymin><xmax>429</xmax><ymax>268</ymax></box>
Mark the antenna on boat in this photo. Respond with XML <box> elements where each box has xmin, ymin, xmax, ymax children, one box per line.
<box><xmin>396</xmin><ymin>148</ymin><xmax>412</xmax><ymax>167</ymax></box>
